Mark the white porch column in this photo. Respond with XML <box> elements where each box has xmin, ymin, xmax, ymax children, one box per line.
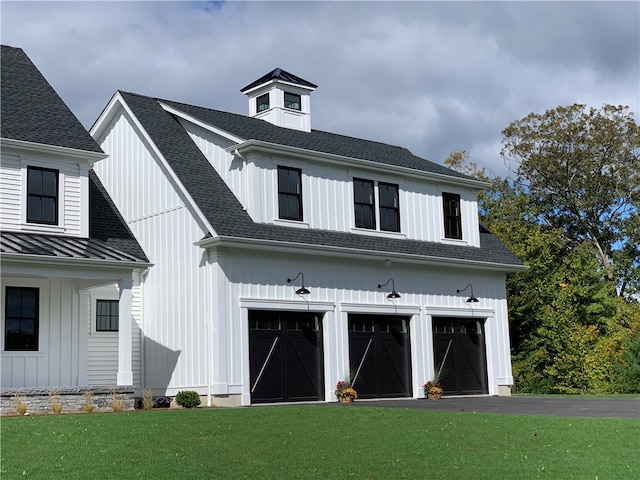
<box><xmin>117</xmin><ymin>278</ymin><xmax>134</xmax><ymax>385</ymax></box>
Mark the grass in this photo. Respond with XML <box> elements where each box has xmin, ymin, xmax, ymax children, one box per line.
<box><xmin>1</xmin><ymin>405</ymin><xmax>638</xmax><ymax>479</ymax></box>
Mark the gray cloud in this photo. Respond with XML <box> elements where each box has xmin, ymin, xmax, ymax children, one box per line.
<box><xmin>2</xmin><ymin>1</ymin><xmax>638</xmax><ymax>177</ymax></box>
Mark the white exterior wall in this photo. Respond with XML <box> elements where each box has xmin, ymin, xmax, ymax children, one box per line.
<box><xmin>94</xmin><ymin>108</ymin><xmax>211</xmax><ymax>395</ymax></box>
<box><xmin>180</xmin><ymin>118</ymin><xmax>481</xmax><ymax>247</ymax></box>
<box><xmin>86</xmin><ymin>283</ymin><xmax>143</xmax><ymax>389</ymax></box>
<box><xmin>205</xmin><ymin>248</ymin><xmax>512</xmax><ymax>405</ymax></box>
<box><xmin>0</xmin><ymin>148</ymin><xmax>90</xmax><ymax>236</ymax></box>
<box><xmin>1</xmin><ymin>277</ymin><xmax>82</xmax><ymax>388</ymax></box>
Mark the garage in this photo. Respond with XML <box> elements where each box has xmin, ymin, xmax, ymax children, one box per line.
<box><xmin>432</xmin><ymin>317</ymin><xmax>488</xmax><ymax>395</ymax></box>
<box><xmin>249</xmin><ymin>310</ymin><xmax>324</xmax><ymax>404</ymax></box>
<box><xmin>348</xmin><ymin>314</ymin><xmax>412</xmax><ymax>399</ymax></box>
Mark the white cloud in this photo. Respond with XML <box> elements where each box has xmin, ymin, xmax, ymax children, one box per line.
<box><xmin>2</xmin><ymin>1</ymin><xmax>638</xmax><ymax>177</ymax></box>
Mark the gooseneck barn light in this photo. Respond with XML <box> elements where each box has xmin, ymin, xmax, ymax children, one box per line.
<box><xmin>378</xmin><ymin>277</ymin><xmax>401</xmax><ymax>299</ymax></box>
<box><xmin>457</xmin><ymin>284</ymin><xmax>479</xmax><ymax>303</ymax></box>
<box><xmin>287</xmin><ymin>272</ymin><xmax>311</xmax><ymax>295</ymax></box>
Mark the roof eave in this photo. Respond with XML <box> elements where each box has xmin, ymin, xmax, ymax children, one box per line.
<box><xmin>227</xmin><ymin>139</ymin><xmax>490</xmax><ymax>189</ymax></box>
<box><xmin>195</xmin><ymin>235</ymin><xmax>527</xmax><ymax>273</ymax></box>
<box><xmin>0</xmin><ymin>137</ymin><xmax>108</xmax><ymax>162</ymax></box>
<box><xmin>0</xmin><ymin>252</ymin><xmax>152</xmax><ymax>270</ymax></box>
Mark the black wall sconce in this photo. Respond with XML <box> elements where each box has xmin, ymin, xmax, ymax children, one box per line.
<box><xmin>457</xmin><ymin>284</ymin><xmax>479</xmax><ymax>303</ymax></box>
<box><xmin>287</xmin><ymin>272</ymin><xmax>310</xmax><ymax>295</ymax></box>
<box><xmin>378</xmin><ymin>278</ymin><xmax>401</xmax><ymax>299</ymax></box>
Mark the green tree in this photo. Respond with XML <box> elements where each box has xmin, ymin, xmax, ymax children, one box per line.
<box><xmin>501</xmin><ymin>104</ymin><xmax>640</xmax><ymax>298</ymax></box>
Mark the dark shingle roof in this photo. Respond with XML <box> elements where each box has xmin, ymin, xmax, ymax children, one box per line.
<box><xmin>0</xmin><ymin>230</ymin><xmax>147</xmax><ymax>264</ymax></box>
<box><xmin>118</xmin><ymin>91</ymin><xmax>523</xmax><ymax>268</ymax></box>
<box><xmin>160</xmin><ymin>97</ymin><xmax>472</xmax><ymax>179</ymax></box>
<box><xmin>89</xmin><ymin>170</ymin><xmax>149</xmax><ymax>262</ymax></box>
<box><xmin>0</xmin><ymin>45</ymin><xmax>102</xmax><ymax>153</ymax></box>
<box><xmin>240</xmin><ymin>68</ymin><xmax>318</xmax><ymax>93</ymax></box>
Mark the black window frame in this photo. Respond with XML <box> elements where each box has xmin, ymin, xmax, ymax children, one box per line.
<box><xmin>378</xmin><ymin>182</ymin><xmax>400</xmax><ymax>232</ymax></box>
<box><xmin>96</xmin><ymin>299</ymin><xmax>119</xmax><ymax>332</ymax></box>
<box><xmin>284</xmin><ymin>92</ymin><xmax>301</xmax><ymax>111</ymax></box>
<box><xmin>27</xmin><ymin>166</ymin><xmax>59</xmax><ymax>225</ymax></box>
<box><xmin>278</xmin><ymin>166</ymin><xmax>303</xmax><ymax>221</ymax></box>
<box><xmin>257</xmin><ymin>93</ymin><xmax>270</xmax><ymax>112</ymax></box>
<box><xmin>443</xmin><ymin>192</ymin><xmax>462</xmax><ymax>240</ymax></box>
<box><xmin>4</xmin><ymin>287</ymin><xmax>39</xmax><ymax>351</ymax></box>
<box><xmin>353</xmin><ymin>178</ymin><xmax>376</xmax><ymax>229</ymax></box>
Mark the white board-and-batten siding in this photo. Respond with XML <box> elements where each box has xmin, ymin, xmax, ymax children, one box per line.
<box><xmin>210</xmin><ymin>249</ymin><xmax>512</xmax><ymax>404</ymax></box>
<box><xmin>94</xmin><ymin>108</ymin><xmax>211</xmax><ymax>394</ymax></box>
<box><xmin>1</xmin><ymin>277</ymin><xmax>82</xmax><ymax>388</ymax></box>
<box><xmin>0</xmin><ymin>150</ymin><xmax>88</xmax><ymax>236</ymax></box>
<box><xmin>181</xmin><ymin>118</ymin><xmax>481</xmax><ymax>247</ymax></box>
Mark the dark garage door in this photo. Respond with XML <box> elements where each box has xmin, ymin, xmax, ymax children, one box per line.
<box><xmin>249</xmin><ymin>310</ymin><xmax>324</xmax><ymax>404</ymax></box>
<box><xmin>349</xmin><ymin>315</ymin><xmax>412</xmax><ymax>399</ymax></box>
<box><xmin>433</xmin><ymin>317</ymin><xmax>488</xmax><ymax>395</ymax></box>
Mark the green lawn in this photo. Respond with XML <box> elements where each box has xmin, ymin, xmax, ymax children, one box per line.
<box><xmin>1</xmin><ymin>405</ymin><xmax>638</xmax><ymax>479</ymax></box>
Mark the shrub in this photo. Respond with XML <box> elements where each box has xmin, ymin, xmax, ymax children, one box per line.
<box><xmin>110</xmin><ymin>388</ymin><xmax>125</xmax><ymax>412</ymax></box>
<box><xmin>49</xmin><ymin>390</ymin><xmax>63</xmax><ymax>414</ymax></box>
<box><xmin>175</xmin><ymin>391</ymin><xmax>201</xmax><ymax>408</ymax></box>
<box><xmin>82</xmin><ymin>391</ymin><xmax>95</xmax><ymax>413</ymax></box>
<box><xmin>141</xmin><ymin>389</ymin><xmax>154</xmax><ymax>410</ymax></box>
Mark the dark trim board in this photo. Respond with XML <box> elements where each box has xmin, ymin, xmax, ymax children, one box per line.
<box><xmin>433</xmin><ymin>317</ymin><xmax>488</xmax><ymax>395</ymax></box>
<box><xmin>348</xmin><ymin>314</ymin><xmax>412</xmax><ymax>399</ymax></box>
<box><xmin>248</xmin><ymin>310</ymin><xmax>324</xmax><ymax>403</ymax></box>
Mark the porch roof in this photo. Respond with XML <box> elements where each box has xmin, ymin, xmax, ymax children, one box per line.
<box><xmin>0</xmin><ymin>231</ymin><xmax>149</xmax><ymax>266</ymax></box>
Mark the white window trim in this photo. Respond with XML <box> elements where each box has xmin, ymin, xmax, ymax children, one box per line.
<box><xmin>1</xmin><ymin>277</ymin><xmax>49</xmax><ymax>354</ymax></box>
<box><xmin>90</xmin><ymin>291</ymin><xmax>120</xmax><ymax>335</ymax></box>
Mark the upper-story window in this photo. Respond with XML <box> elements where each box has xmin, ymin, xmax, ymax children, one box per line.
<box><xmin>379</xmin><ymin>182</ymin><xmax>400</xmax><ymax>232</ymax></box>
<box><xmin>257</xmin><ymin>93</ymin><xmax>270</xmax><ymax>112</ymax></box>
<box><xmin>354</xmin><ymin>178</ymin><xmax>376</xmax><ymax>229</ymax></box>
<box><xmin>354</xmin><ymin>179</ymin><xmax>401</xmax><ymax>232</ymax></box>
<box><xmin>278</xmin><ymin>166</ymin><xmax>303</xmax><ymax>221</ymax></box>
<box><xmin>96</xmin><ymin>299</ymin><xmax>119</xmax><ymax>332</ymax></box>
<box><xmin>27</xmin><ymin>166</ymin><xmax>58</xmax><ymax>225</ymax></box>
<box><xmin>443</xmin><ymin>192</ymin><xmax>462</xmax><ymax>239</ymax></box>
<box><xmin>4</xmin><ymin>287</ymin><xmax>39</xmax><ymax>351</ymax></box>
<box><xmin>284</xmin><ymin>92</ymin><xmax>301</xmax><ymax>111</ymax></box>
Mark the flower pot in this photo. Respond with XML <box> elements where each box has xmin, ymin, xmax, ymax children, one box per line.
<box><xmin>338</xmin><ymin>396</ymin><xmax>353</xmax><ymax>403</ymax></box>
<box><xmin>427</xmin><ymin>391</ymin><xmax>442</xmax><ymax>400</ymax></box>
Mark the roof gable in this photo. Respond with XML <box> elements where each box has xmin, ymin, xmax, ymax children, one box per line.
<box><xmin>115</xmin><ymin>91</ymin><xmax>523</xmax><ymax>269</ymax></box>
<box><xmin>0</xmin><ymin>45</ymin><xmax>102</xmax><ymax>153</ymax></box>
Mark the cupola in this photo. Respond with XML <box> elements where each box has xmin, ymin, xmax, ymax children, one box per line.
<box><xmin>240</xmin><ymin>68</ymin><xmax>317</xmax><ymax>132</ymax></box>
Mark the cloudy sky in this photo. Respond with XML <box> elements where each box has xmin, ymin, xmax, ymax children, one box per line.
<box><xmin>2</xmin><ymin>1</ymin><xmax>638</xmax><ymax>177</ymax></box>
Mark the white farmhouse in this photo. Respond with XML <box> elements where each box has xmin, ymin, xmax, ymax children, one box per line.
<box><xmin>0</xmin><ymin>46</ymin><xmax>149</xmax><ymax>412</ymax></box>
<box><xmin>91</xmin><ymin>68</ymin><xmax>525</xmax><ymax>406</ymax></box>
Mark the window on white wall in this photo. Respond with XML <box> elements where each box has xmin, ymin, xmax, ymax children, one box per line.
<box><xmin>353</xmin><ymin>178</ymin><xmax>401</xmax><ymax>232</ymax></box>
<box><xmin>4</xmin><ymin>287</ymin><xmax>39</xmax><ymax>351</ymax></box>
<box><xmin>278</xmin><ymin>166</ymin><xmax>303</xmax><ymax>221</ymax></box>
<box><xmin>257</xmin><ymin>93</ymin><xmax>270</xmax><ymax>112</ymax></box>
<box><xmin>284</xmin><ymin>92</ymin><xmax>301</xmax><ymax>111</ymax></box>
<box><xmin>443</xmin><ymin>192</ymin><xmax>462</xmax><ymax>240</ymax></box>
<box><xmin>96</xmin><ymin>299</ymin><xmax>119</xmax><ymax>332</ymax></box>
<box><xmin>27</xmin><ymin>166</ymin><xmax>58</xmax><ymax>224</ymax></box>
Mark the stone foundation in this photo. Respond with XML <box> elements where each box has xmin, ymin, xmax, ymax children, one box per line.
<box><xmin>498</xmin><ymin>385</ymin><xmax>512</xmax><ymax>396</ymax></box>
<box><xmin>0</xmin><ymin>386</ymin><xmax>135</xmax><ymax>416</ymax></box>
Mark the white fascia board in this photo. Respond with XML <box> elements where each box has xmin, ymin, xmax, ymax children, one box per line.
<box><xmin>227</xmin><ymin>140</ymin><xmax>489</xmax><ymax>190</ymax></box>
<box><xmin>159</xmin><ymin>102</ymin><xmax>246</xmax><ymax>145</ymax></box>
<box><xmin>0</xmin><ymin>253</ymin><xmax>152</xmax><ymax>271</ymax></box>
<box><xmin>89</xmin><ymin>92</ymin><xmax>217</xmax><ymax>238</ymax></box>
<box><xmin>195</xmin><ymin>235</ymin><xmax>528</xmax><ymax>273</ymax></box>
<box><xmin>241</xmin><ymin>80</ymin><xmax>315</xmax><ymax>96</ymax></box>
<box><xmin>0</xmin><ymin>138</ymin><xmax>108</xmax><ymax>163</ymax></box>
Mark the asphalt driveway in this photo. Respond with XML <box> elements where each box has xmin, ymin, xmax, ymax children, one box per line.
<box><xmin>341</xmin><ymin>396</ymin><xmax>640</xmax><ymax>419</ymax></box>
